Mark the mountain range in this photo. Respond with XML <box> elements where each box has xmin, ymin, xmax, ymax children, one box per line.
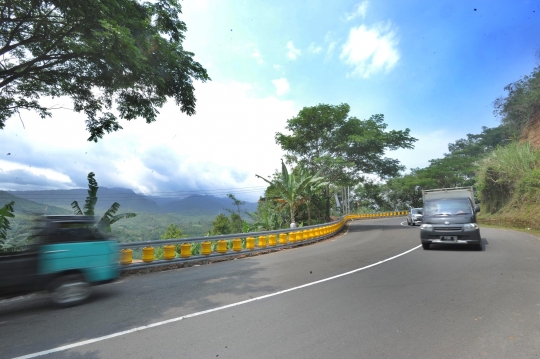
<box><xmin>1</xmin><ymin>188</ymin><xmax>259</xmax><ymax>216</ymax></box>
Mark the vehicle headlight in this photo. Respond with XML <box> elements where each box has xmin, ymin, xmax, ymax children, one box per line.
<box><xmin>420</xmin><ymin>224</ymin><xmax>433</xmax><ymax>230</ymax></box>
<box><xmin>463</xmin><ymin>223</ymin><xmax>479</xmax><ymax>230</ymax></box>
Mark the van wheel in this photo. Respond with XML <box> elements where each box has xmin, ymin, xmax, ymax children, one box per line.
<box><xmin>422</xmin><ymin>243</ymin><xmax>430</xmax><ymax>250</ymax></box>
<box><xmin>50</xmin><ymin>274</ymin><xmax>92</xmax><ymax>307</ymax></box>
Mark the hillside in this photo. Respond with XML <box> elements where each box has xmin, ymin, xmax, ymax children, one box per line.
<box><xmin>0</xmin><ymin>191</ymin><xmax>71</xmax><ymax>215</ymax></box>
<box><xmin>477</xmin><ymin>93</ymin><xmax>540</xmax><ymax>230</ymax></box>
<box><xmin>160</xmin><ymin>194</ymin><xmax>258</xmax><ymax>215</ymax></box>
<box><xmin>6</xmin><ymin>187</ymin><xmax>160</xmax><ymax>213</ymax></box>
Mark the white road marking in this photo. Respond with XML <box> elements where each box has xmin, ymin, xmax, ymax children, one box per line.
<box><xmin>13</xmin><ymin>245</ymin><xmax>421</xmax><ymax>359</ymax></box>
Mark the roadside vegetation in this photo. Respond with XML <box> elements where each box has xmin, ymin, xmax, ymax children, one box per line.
<box><xmin>2</xmin><ymin>49</ymin><xmax>539</xmax><ymax>250</ymax></box>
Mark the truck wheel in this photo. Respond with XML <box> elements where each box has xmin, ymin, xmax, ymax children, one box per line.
<box><xmin>422</xmin><ymin>243</ymin><xmax>430</xmax><ymax>250</ymax></box>
<box><xmin>50</xmin><ymin>274</ymin><xmax>92</xmax><ymax>307</ymax></box>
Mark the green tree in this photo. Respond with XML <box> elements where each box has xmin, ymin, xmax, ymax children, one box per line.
<box><xmin>256</xmin><ymin>161</ymin><xmax>325</xmax><ymax>227</ymax></box>
<box><xmin>230</xmin><ymin>212</ymin><xmax>244</xmax><ymax>234</ymax></box>
<box><xmin>0</xmin><ymin>0</ymin><xmax>210</xmax><ymax>141</ymax></box>
<box><xmin>211</xmin><ymin>213</ymin><xmax>231</xmax><ymax>235</ymax></box>
<box><xmin>226</xmin><ymin>193</ymin><xmax>246</xmax><ymax>214</ymax></box>
<box><xmin>275</xmin><ymin>103</ymin><xmax>417</xmax><ymax>219</ymax></box>
<box><xmin>494</xmin><ymin>65</ymin><xmax>540</xmax><ymax>136</ymax></box>
<box><xmin>71</xmin><ymin>172</ymin><xmax>136</xmax><ymax>232</ymax></box>
<box><xmin>161</xmin><ymin>224</ymin><xmax>184</xmax><ymax>239</ymax></box>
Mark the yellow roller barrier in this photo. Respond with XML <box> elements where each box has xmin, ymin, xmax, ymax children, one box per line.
<box><xmin>279</xmin><ymin>233</ymin><xmax>287</xmax><ymax>244</ymax></box>
<box><xmin>289</xmin><ymin>232</ymin><xmax>296</xmax><ymax>243</ymax></box>
<box><xmin>246</xmin><ymin>237</ymin><xmax>255</xmax><ymax>250</ymax></box>
<box><xmin>180</xmin><ymin>243</ymin><xmax>191</xmax><ymax>257</ymax></box>
<box><xmin>142</xmin><ymin>247</ymin><xmax>154</xmax><ymax>262</ymax></box>
<box><xmin>120</xmin><ymin>248</ymin><xmax>133</xmax><ymax>265</ymax></box>
<box><xmin>268</xmin><ymin>234</ymin><xmax>277</xmax><ymax>246</ymax></box>
<box><xmin>217</xmin><ymin>240</ymin><xmax>227</xmax><ymax>253</ymax></box>
<box><xmin>258</xmin><ymin>235</ymin><xmax>267</xmax><ymax>248</ymax></box>
<box><xmin>201</xmin><ymin>241</ymin><xmax>211</xmax><ymax>255</ymax></box>
<box><xmin>164</xmin><ymin>245</ymin><xmax>176</xmax><ymax>260</ymax></box>
<box><xmin>232</xmin><ymin>238</ymin><xmax>242</xmax><ymax>251</ymax></box>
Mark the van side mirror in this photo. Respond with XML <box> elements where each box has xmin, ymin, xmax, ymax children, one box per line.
<box><xmin>474</xmin><ymin>205</ymin><xmax>480</xmax><ymax>213</ymax></box>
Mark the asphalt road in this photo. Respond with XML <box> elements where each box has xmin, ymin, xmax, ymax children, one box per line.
<box><xmin>1</xmin><ymin>217</ymin><xmax>540</xmax><ymax>358</ymax></box>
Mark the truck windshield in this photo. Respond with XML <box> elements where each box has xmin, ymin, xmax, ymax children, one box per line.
<box><xmin>424</xmin><ymin>198</ymin><xmax>471</xmax><ymax>216</ymax></box>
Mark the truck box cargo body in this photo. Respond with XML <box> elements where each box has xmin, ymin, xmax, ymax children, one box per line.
<box><xmin>420</xmin><ymin>187</ymin><xmax>482</xmax><ymax>250</ymax></box>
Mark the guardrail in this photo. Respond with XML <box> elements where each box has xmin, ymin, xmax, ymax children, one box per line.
<box><xmin>118</xmin><ymin>211</ymin><xmax>407</xmax><ymax>271</ymax></box>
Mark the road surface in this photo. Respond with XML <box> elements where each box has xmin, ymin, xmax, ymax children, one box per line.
<box><xmin>1</xmin><ymin>217</ymin><xmax>539</xmax><ymax>358</ymax></box>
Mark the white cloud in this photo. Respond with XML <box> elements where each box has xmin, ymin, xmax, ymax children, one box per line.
<box><xmin>345</xmin><ymin>1</ymin><xmax>369</xmax><ymax>21</ymax></box>
<box><xmin>0</xmin><ymin>81</ymin><xmax>298</xmax><ymax>202</ymax></box>
<box><xmin>286</xmin><ymin>41</ymin><xmax>301</xmax><ymax>60</ymax></box>
<box><xmin>252</xmin><ymin>49</ymin><xmax>263</xmax><ymax>64</ymax></box>
<box><xmin>324</xmin><ymin>32</ymin><xmax>338</xmax><ymax>62</ymax></box>
<box><xmin>340</xmin><ymin>22</ymin><xmax>400</xmax><ymax>78</ymax></box>
<box><xmin>273</xmin><ymin>64</ymin><xmax>281</xmax><ymax>70</ymax></box>
<box><xmin>272</xmin><ymin>78</ymin><xmax>290</xmax><ymax>96</ymax></box>
<box><xmin>308</xmin><ymin>42</ymin><xmax>323</xmax><ymax>54</ymax></box>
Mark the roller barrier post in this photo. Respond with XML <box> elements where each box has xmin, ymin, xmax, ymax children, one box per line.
<box><xmin>180</xmin><ymin>243</ymin><xmax>191</xmax><ymax>258</ymax></box>
<box><xmin>217</xmin><ymin>240</ymin><xmax>227</xmax><ymax>253</ymax></box>
<box><xmin>164</xmin><ymin>245</ymin><xmax>176</xmax><ymax>260</ymax></box>
<box><xmin>232</xmin><ymin>238</ymin><xmax>242</xmax><ymax>251</ymax></box>
<box><xmin>142</xmin><ymin>247</ymin><xmax>154</xmax><ymax>263</ymax></box>
<box><xmin>120</xmin><ymin>248</ymin><xmax>133</xmax><ymax>265</ymax></box>
<box><xmin>201</xmin><ymin>241</ymin><xmax>211</xmax><ymax>255</ymax></box>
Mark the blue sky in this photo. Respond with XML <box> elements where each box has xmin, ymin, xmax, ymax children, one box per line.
<box><xmin>1</xmin><ymin>0</ymin><xmax>539</xmax><ymax>202</ymax></box>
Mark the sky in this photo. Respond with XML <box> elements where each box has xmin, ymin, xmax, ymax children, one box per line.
<box><xmin>1</xmin><ymin>0</ymin><xmax>539</xmax><ymax>202</ymax></box>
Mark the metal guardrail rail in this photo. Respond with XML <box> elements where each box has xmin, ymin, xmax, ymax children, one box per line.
<box><xmin>118</xmin><ymin>211</ymin><xmax>407</xmax><ymax>271</ymax></box>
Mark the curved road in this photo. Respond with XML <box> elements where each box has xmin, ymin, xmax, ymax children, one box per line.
<box><xmin>1</xmin><ymin>217</ymin><xmax>540</xmax><ymax>358</ymax></box>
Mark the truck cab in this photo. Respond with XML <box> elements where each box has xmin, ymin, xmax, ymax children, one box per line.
<box><xmin>419</xmin><ymin>187</ymin><xmax>482</xmax><ymax>250</ymax></box>
<box><xmin>0</xmin><ymin>216</ymin><xmax>119</xmax><ymax>307</ymax></box>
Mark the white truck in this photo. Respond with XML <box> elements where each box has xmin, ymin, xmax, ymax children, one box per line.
<box><xmin>419</xmin><ymin>187</ymin><xmax>482</xmax><ymax>250</ymax></box>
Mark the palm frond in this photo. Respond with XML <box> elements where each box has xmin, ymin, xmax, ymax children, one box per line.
<box><xmin>71</xmin><ymin>201</ymin><xmax>83</xmax><ymax>215</ymax></box>
<box><xmin>83</xmin><ymin>172</ymin><xmax>98</xmax><ymax>216</ymax></box>
<box><xmin>0</xmin><ymin>201</ymin><xmax>15</xmax><ymax>242</ymax></box>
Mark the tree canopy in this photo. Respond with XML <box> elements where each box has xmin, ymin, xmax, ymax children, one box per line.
<box><xmin>494</xmin><ymin>65</ymin><xmax>540</xmax><ymax>137</ymax></box>
<box><xmin>0</xmin><ymin>0</ymin><xmax>210</xmax><ymax>141</ymax></box>
<box><xmin>275</xmin><ymin>103</ymin><xmax>417</xmax><ymax>184</ymax></box>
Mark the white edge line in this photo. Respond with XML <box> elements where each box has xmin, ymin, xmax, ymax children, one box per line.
<box><xmin>13</xmin><ymin>244</ymin><xmax>421</xmax><ymax>359</ymax></box>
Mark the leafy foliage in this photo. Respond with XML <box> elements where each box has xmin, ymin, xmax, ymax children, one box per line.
<box><xmin>494</xmin><ymin>65</ymin><xmax>540</xmax><ymax>137</ymax></box>
<box><xmin>211</xmin><ymin>213</ymin><xmax>231</xmax><ymax>235</ymax></box>
<box><xmin>256</xmin><ymin>161</ymin><xmax>326</xmax><ymax>226</ymax></box>
<box><xmin>161</xmin><ymin>224</ymin><xmax>185</xmax><ymax>239</ymax></box>
<box><xmin>476</xmin><ymin>141</ymin><xmax>540</xmax><ymax>213</ymax></box>
<box><xmin>275</xmin><ymin>103</ymin><xmax>417</xmax><ymax>183</ymax></box>
<box><xmin>0</xmin><ymin>0</ymin><xmax>210</xmax><ymax>141</ymax></box>
<box><xmin>0</xmin><ymin>201</ymin><xmax>15</xmax><ymax>243</ymax></box>
<box><xmin>72</xmin><ymin>172</ymin><xmax>136</xmax><ymax>232</ymax></box>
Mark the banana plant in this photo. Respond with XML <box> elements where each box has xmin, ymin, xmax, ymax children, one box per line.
<box><xmin>256</xmin><ymin>160</ymin><xmax>326</xmax><ymax>227</ymax></box>
<box><xmin>0</xmin><ymin>201</ymin><xmax>15</xmax><ymax>247</ymax></box>
<box><xmin>71</xmin><ymin>172</ymin><xmax>136</xmax><ymax>233</ymax></box>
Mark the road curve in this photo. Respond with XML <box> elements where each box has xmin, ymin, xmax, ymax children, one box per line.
<box><xmin>1</xmin><ymin>218</ymin><xmax>539</xmax><ymax>358</ymax></box>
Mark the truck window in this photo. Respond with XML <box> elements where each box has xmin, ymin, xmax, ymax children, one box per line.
<box><xmin>424</xmin><ymin>198</ymin><xmax>472</xmax><ymax>216</ymax></box>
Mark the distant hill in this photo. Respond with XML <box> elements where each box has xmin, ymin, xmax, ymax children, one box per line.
<box><xmin>4</xmin><ymin>189</ymin><xmax>258</xmax><ymax>216</ymax></box>
<box><xmin>160</xmin><ymin>195</ymin><xmax>258</xmax><ymax>215</ymax></box>
<box><xmin>0</xmin><ymin>191</ymin><xmax>71</xmax><ymax>215</ymax></box>
<box><xmin>6</xmin><ymin>187</ymin><xmax>160</xmax><ymax>213</ymax></box>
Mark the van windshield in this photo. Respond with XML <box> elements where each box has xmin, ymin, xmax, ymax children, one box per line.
<box><xmin>424</xmin><ymin>198</ymin><xmax>471</xmax><ymax>216</ymax></box>
<box><xmin>411</xmin><ymin>208</ymin><xmax>422</xmax><ymax>214</ymax></box>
